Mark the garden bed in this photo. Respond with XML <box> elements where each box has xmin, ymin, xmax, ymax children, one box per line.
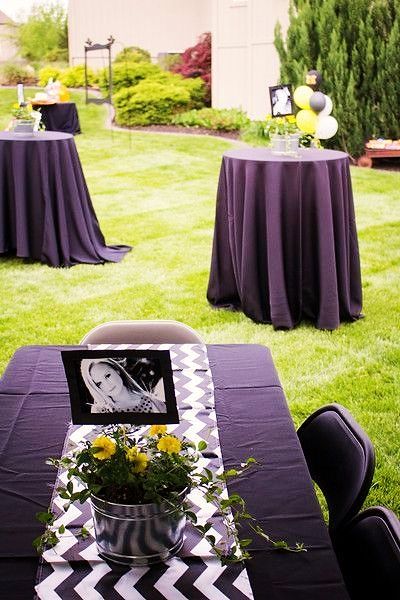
<box><xmin>118</xmin><ymin>123</ymin><xmax>241</xmax><ymax>140</ymax></box>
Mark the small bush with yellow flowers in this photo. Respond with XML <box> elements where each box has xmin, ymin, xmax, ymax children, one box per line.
<box><xmin>35</xmin><ymin>425</ymin><xmax>305</xmax><ymax>561</ymax></box>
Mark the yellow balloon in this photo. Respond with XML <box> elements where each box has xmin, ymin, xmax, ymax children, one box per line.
<box><xmin>293</xmin><ymin>85</ymin><xmax>313</xmax><ymax>109</ymax></box>
<box><xmin>296</xmin><ymin>109</ymin><xmax>317</xmax><ymax>134</ymax></box>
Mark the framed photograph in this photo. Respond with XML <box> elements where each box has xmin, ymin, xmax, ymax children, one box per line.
<box><xmin>269</xmin><ymin>84</ymin><xmax>294</xmax><ymax>117</ymax></box>
<box><xmin>61</xmin><ymin>349</ymin><xmax>179</xmax><ymax>425</ymax></box>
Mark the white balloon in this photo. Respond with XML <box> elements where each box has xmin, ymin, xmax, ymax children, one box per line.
<box><xmin>316</xmin><ymin>115</ymin><xmax>338</xmax><ymax>139</ymax></box>
<box><xmin>319</xmin><ymin>95</ymin><xmax>333</xmax><ymax>116</ymax></box>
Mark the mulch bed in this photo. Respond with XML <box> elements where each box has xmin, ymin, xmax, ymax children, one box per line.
<box><xmin>117</xmin><ymin>123</ymin><xmax>241</xmax><ymax>140</ymax></box>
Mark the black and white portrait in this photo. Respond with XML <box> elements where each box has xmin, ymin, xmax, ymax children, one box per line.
<box><xmin>81</xmin><ymin>357</ymin><xmax>167</xmax><ymax>414</ymax></box>
<box><xmin>269</xmin><ymin>84</ymin><xmax>294</xmax><ymax>117</ymax></box>
<box><xmin>62</xmin><ymin>349</ymin><xmax>179</xmax><ymax>425</ymax></box>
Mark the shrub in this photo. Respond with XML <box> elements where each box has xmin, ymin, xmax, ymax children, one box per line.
<box><xmin>60</xmin><ymin>65</ymin><xmax>96</xmax><ymax>88</ymax></box>
<box><xmin>38</xmin><ymin>65</ymin><xmax>62</xmax><ymax>86</ymax></box>
<box><xmin>172</xmin><ymin>32</ymin><xmax>211</xmax><ymax>105</ymax></box>
<box><xmin>114</xmin><ymin>80</ymin><xmax>192</xmax><ymax>126</ymax></box>
<box><xmin>114</xmin><ymin>46</ymin><xmax>151</xmax><ymax>63</ymax></box>
<box><xmin>177</xmin><ymin>77</ymin><xmax>205</xmax><ymax>109</ymax></box>
<box><xmin>158</xmin><ymin>53</ymin><xmax>182</xmax><ymax>72</ymax></box>
<box><xmin>0</xmin><ymin>62</ymin><xmax>37</xmax><ymax>85</ymax></box>
<box><xmin>172</xmin><ymin>108</ymin><xmax>250</xmax><ymax>131</ymax></box>
<box><xmin>99</xmin><ymin>62</ymin><xmax>161</xmax><ymax>93</ymax></box>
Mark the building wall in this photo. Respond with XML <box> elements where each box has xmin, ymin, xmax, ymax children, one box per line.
<box><xmin>68</xmin><ymin>0</ymin><xmax>212</xmax><ymax>67</ymax></box>
<box><xmin>212</xmin><ymin>0</ymin><xmax>289</xmax><ymax>119</ymax></box>
<box><xmin>0</xmin><ymin>12</ymin><xmax>18</xmax><ymax>63</ymax></box>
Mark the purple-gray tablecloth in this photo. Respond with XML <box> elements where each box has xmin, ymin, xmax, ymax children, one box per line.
<box><xmin>32</xmin><ymin>102</ymin><xmax>81</xmax><ymax>135</ymax></box>
<box><xmin>207</xmin><ymin>148</ymin><xmax>363</xmax><ymax>329</ymax></box>
<box><xmin>0</xmin><ymin>344</ymin><xmax>350</xmax><ymax>599</ymax></box>
<box><xmin>0</xmin><ymin>132</ymin><xmax>131</xmax><ymax>267</ymax></box>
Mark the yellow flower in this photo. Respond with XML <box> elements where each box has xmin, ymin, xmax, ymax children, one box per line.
<box><xmin>125</xmin><ymin>446</ymin><xmax>138</xmax><ymax>461</ymax></box>
<box><xmin>91</xmin><ymin>436</ymin><xmax>116</xmax><ymax>460</ymax></box>
<box><xmin>157</xmin><ymin>435</ymin><xmax>181</xmax><ymax>454</ymax></box>
<box><xmin>13</xmin><ymin>103</ymin><xmax>20</xmax><ymax>109</ymax></box>
<box><xmin>126</xmin><ymin>446</ymin><xmax>148</xmax><ymax>473</ymax></box>
<box><xmin>132</xmin><ymin>452</ymin><xmax>148</xmax><ymax>473</ymax></box>
<box><xmin>149</xmin><ymin>425</ymin><xmax>167</xmax><ymax>436</ymax></box>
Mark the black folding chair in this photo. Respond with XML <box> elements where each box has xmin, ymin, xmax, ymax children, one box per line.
<box><xmin>334</xmin><ymin>506</ymin><xmax>400</xmax><ymax>599</ymax></box>
<box><xmin>297</xmin><ymin>403</ymin><xmax>375</xmax><ymax>534</ymax></box>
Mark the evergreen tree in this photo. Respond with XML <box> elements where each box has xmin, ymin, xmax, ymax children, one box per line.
<box><xmin>275</xmin><ymin>0</ymin><xmax>400</xmax><ymax>156</ymax></box>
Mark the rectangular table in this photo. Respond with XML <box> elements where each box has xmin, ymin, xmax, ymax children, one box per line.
<box><xmin>0</xmin><ymin>345</ymin><xmax>350</xmax><ymax>599</ymax></box>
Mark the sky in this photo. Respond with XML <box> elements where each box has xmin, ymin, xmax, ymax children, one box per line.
<box><xmin>0</xmin><ymin>0</ymin><xmax>68</xmax><ymax>22</ymax></box>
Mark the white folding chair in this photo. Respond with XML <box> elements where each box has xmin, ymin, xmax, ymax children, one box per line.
<box><xmin>80</xmin><ymin>320</ymin><xmax>204</xmax><ymax>345</ymax></box>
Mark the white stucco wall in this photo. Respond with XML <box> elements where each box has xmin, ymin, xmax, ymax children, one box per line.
<box><xmin>212</xmin><ymin>0</ymin><xmax>289</xmax><ymax>119</ymax></box>
<box><xmin>0</xmin><ymin>12</ymin><xmax>18</xmax><ymax>63</ymax></box>
<box><xmin>68</xmin><ymin>0</ymin><xmax>212</xmax><ymax>67</ymax></box>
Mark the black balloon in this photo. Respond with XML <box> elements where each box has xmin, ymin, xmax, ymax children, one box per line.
<box><xmin>306</xmin><ymin>70</ymin><xmax>322</xmax><ymax>90</ymax></box>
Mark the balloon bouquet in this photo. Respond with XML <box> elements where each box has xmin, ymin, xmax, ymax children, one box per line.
<box><xmin>293</xmin><ymin>70</ymin><xmax>338</xmax><ymax>143</ymax></box>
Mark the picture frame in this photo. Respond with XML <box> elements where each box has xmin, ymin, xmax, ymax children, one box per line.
<box><xmin>269</xmin><ymin>84</ymin><xmax>294</xmax><ymax>117</ymax></box>
<box><xmin>61</xmin><ymin>349</ymin><xmax>179</xmax><ymax>425</ymax></box>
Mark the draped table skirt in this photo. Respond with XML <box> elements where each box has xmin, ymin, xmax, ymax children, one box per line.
<box><xmin>0</xmin><ymin>132</ymin><xmax>131</xmax><ymax>267</ymax></box>
<box><xmin>207</xmin><ymin>148</ymin><xmax>363</xmax><ymax>330</ymax></box>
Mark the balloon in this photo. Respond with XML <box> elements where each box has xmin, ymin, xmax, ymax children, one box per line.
<box><xmin>305</xmin><ymin>70</ymin><xmax>322</xmax><ymax>90</ymax></box>
<box><xmin>316</xmin><ymin>115</ymin><xmax>338</xmax><ymax>139</ymax></box>
<box><xmin>319</xmin><ymin>95</ymin><xmax>333</xmax><ymax>116</ymax></box>
<box><xmin>293</xmin><ymin>85</ymin><xmax>313</xmax><ymax>109</ymax></box>
<box><xmin>309</xmin><ymin>91</ymin><xmax>326</xmax><ymax>113</ymax></box>
<box><xmin>296</xmin><ymin>109</ymin><xmax>318</xmax><ymax>134</ymax></box>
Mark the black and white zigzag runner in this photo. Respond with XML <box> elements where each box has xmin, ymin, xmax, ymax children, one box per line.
<box><xmin>35</xmin><ymin>344</ymin><xmax>254</xmax><ymax>599</ymax></box>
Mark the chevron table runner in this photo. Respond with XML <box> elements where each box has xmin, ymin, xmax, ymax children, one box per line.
<box><xmin>35</xmin><ymin>344</ymin><xmax>254</xmax><ymax>600</ymax></box>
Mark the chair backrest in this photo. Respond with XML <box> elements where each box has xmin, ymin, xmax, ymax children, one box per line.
<box><xmin>80</xmin><ymin>320</ymin><xmax>204</xmax><ymax>345</ymax></box>
<box><xmin>297</xmin><ymin>403</ymin><xmax>375</xmax><ymax>534</ymax></box>
<box><xmin>334</xmin><ymin>506</ymin><xmax>400</xmax><ymax>599</ymax></box>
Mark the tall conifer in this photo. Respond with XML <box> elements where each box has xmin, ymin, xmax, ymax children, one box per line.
<box><xmin>275</xmin><ymin>0</ymin><xmax>400</xmax><ymax>156</ymax></box>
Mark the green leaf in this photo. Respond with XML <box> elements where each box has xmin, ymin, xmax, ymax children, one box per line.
<box><xmin>58</xmin><ymin>524</ymin><xmax>65</xmax><ymax>534</ymax></box>
<box><xmin>36</xmin><ymin>510</ymin><xmax>55</xmax><ymax>525</ymax></box>
<box><xmin>185</xmin><ymin>511</ymin><xmax>198</xmax><ymax>523</ymax></box>
<box><xmin>225</xmin><ymin>468</ymin><xmax>238</xmax><ymax>477</ymax></box>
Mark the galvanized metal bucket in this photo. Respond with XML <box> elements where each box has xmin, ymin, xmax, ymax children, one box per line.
<box><xmin>90</xmin><ymin>492</ymin><xmax>187</xmax><ymax>566</ymax></box>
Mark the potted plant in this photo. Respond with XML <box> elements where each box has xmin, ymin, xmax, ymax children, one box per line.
<box><xmin>11</xmin><ymin>102</ymin><xmax>38</xmax><ymax>133</ymax></box>
<box><xmin>34</xmin><ymin>425</ymin><xmax>305</xmax><ymax>566</ymax></box>
<box><xmin>264</xmin><ymin>115</ymin><xmax>300</xmax><ymax>154</ymax></box>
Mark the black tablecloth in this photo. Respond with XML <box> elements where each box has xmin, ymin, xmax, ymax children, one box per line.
<box><xmin>0</xmin><ymin>132</ymin><xmax>131</xmax><ymax>267</ymax></box>
<box><xmin>207</xmin><ymin>148</ymin><xmax>363</xmax><ymax>330</ymax></box>
<box><xmin>0</xmin><ymin>344</ymin><xmax>349</xmax><ymax>599</ymax></box>
<box><xmin>33</xmin><ymin>102</ymin><xmax>81</xmax><ymax>135</ymax></box>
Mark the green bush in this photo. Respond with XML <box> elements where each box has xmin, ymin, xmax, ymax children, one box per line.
<box><xmin>38</xmin><ymin>65</ymin><xmax>62</xmax><ymax>86</ymax></box>
<box><xmin>158</xmin><ymin>53</ymin><xmax>182</xmax><ymax>72</ymax></box>
<box><xmin>0</xmin><ymin>63</ymin><xmax>37</xmax><ymax>85</ymax></box>
<box><xmin>172</xmin><ymin>108</ymin><xmax>250</xmax><ymax>131</ymax></box>
<box><xmin>114</xmin><ymin>80</ymin><xmax>192</xmax><ymax>126</ymax></box>
<box><xmin>177</xmin><ymin>77</ymin><xmax>205</xmax><ymax>109</ymax></box>
<box><xmin>114</xmin><ymin>46</ymin><xmax>151</xmax><ymax>63</ymax></box>
<box><xmin>99</xmin><ymin>62</ymin><xmax>161</xmax><ymax>93</ymax></box>
<box><xmin>60</xmin><ymin>65</ymin><xmax>96</xmax><ymax>88</ymax></box>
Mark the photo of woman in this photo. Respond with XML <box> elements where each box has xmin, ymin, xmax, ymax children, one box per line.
<box><xmin>80</xmin><ymin>357</ymin><xmax>167</xmax><ymax>414</ymax></box>
<box><xmin>270</xmin><ymin>84</ymin><xmax>293</xmax><ymax>117</ymax></box>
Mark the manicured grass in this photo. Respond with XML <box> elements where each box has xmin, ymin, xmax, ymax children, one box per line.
<box><xmin>0</xmin><ymin>89</ymin><xmax>399</xmax><ymax>516</ymax></box>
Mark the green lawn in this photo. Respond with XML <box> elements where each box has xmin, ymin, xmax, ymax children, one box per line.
<box><xmin>1</xmin><ymin>89</ymin><xmax>399</xmax><ymax>515</ymax></box>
